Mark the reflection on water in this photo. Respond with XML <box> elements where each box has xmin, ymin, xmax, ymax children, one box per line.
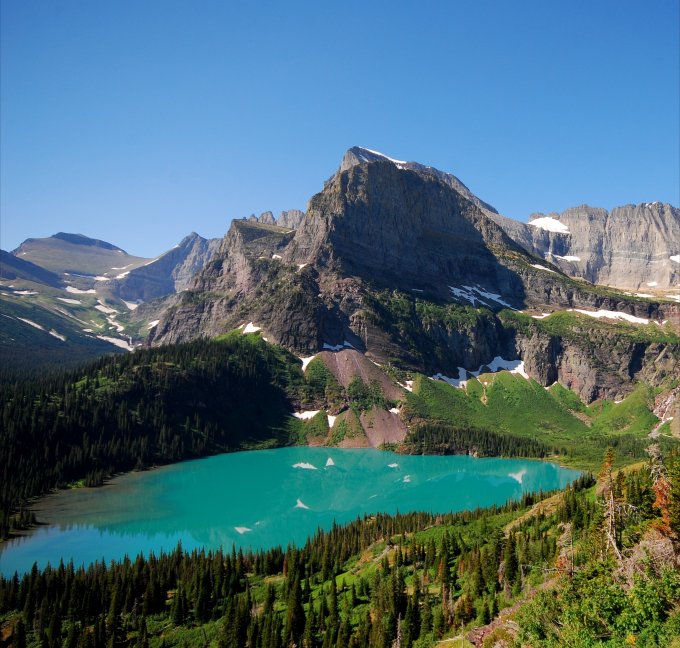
<box><xmin>0</xmin><ymin>447</ymin><xmax>580</xmax><ymax>576</ymax></box>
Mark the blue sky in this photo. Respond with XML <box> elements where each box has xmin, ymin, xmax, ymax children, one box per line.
<box><xmin>1</xmin><ymin>0</ymin><xmax>678</xmax><ymax>257</ymax></box>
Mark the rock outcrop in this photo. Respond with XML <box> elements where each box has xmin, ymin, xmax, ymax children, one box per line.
<box><xmin>489</xmin><ymin>203</ymin><xmax>680</xmax><ymax>293</ymax></box>
<box><xmin>110</xmin><ymin>232</ymin><xmax>221</xmax><ymax>302</ymax></box>
<box><xmin>149</xmin><ymin>147</ymin><xmax>680</xmax><ymax>403</ymax></box>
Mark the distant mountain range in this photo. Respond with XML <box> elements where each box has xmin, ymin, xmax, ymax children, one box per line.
<box><xmin>1</xmin><ymin>147</ymin><xmax>678</xmax><ymax>404</ymax></box>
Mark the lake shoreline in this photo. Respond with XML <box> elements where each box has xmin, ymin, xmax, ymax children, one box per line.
<box><xmin>0</xmin><ymin>447</ymin><xmax>581</xmax><ymax>576</ymax></box>
<box><xmin>1</xmin><ymin>442</ymin><xmax>585</xmax><ymax>547</ymax></box>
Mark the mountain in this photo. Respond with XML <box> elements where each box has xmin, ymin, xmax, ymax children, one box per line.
<box><xmin>0</xmin><ymin>249</ymin><xmax>62</xmax><ymax>287</ymax></box>
<box><xmin>245</xmin><ymin>208</ymin><xmax>306</xmax><ymax>229</ymax></box>
<box><xmin>149</xmin><ymin>147</ymin><xmax>680</xmax><ymax>403</ymax></box>
<box><xmin>109</xmin><ymin>232</ymin><xmax>222</xmax><ymax>302</ymax></box>
<box><xmin>12</xmin><ymin>232</ymin><xmax>150</xmax><ymax>277</ymax></box>
<box><xmin>489</xmin><ymin>203</ymin><xmax>680</xmax><ymax>293</ymax></box>
<box><xmin>1</xmin><ymin>231</ymin><xmax>222</xmax><ymax>376</ymax></box>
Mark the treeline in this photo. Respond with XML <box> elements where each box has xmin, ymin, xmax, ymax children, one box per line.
<box><xmin>0</xmin><ymin>483</ymin><xmax>594</xmax><ymax>648</ymax></box>
<box><xmin>404</xmin><ymin>421</ymin><xmax>553</xmax><ymax>458</ymax></box>
<box><xmin>0</xmin><ymin>335</ymin><xmax>312</xmax><ymax>538</ymax></box>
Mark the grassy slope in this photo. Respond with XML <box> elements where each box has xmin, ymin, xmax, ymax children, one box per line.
<box><xmin>403</xmin><ymin>371</ymin><xmax>664</xmax><ymax>470</ymax></box>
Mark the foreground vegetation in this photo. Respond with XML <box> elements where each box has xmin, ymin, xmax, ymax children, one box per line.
<box><xmin>1</xmin><ymin>451</ymin><xmax>679</xmax><ymax>647</ymax></box>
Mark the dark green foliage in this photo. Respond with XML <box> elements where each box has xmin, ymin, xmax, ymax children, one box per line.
<box><xmin>0</xmin><ymin>335</ymin><xmax>305</xmax><ymax>538</ymax></box>
<box><xmin>405</xmin><ymin>421</ymin><xmax>552</xmax><ymax>458</ymax></box>
<box><xmin>347</xmin><ymin>376</ymin><xmax>386</xmax><ymax>413</ymax></box>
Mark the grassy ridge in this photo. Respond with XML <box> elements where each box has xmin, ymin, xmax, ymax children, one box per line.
<box><xmin>403</xmin><ymin>372</ymin><xmax>665</xmax><ymax>469</ymax></box>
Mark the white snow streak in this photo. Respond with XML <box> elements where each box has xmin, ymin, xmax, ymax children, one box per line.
<box><xmin>300</xmin><ymin>356</ymin><xmax>316</xmax><ymax>372</ymax></box>
<box><xmin>531</xmin><ymin>264</ymin><xmax>557</xmax><ymax>274</ymax></box>
<box><xmin>242</xmin><ymin>322</ymin><xmax>261</xmax><ymax>334</ymax></box>
<box><xmin>292</xmin><ymin>410</ymin><xmax>320</xmax><ymax>420</ymax></box>
<box><xmin>57</xmin><ymin>298</ymin><xmax>82</xmax><ymax>304</ymax></box>
<box><xmin>96</xmin><ymin>335</ymin><xmax>133</xmax><ymax>351</ymax></box>
<box><xmin>449</xmin><ymin>285</ymin><xmax>514</xmax><ymax>309</ymax></box>
<box><xmin>18</xmin><ymin>318</ymin><xmax>44</xmax><ymax>330</ymax></box>
<box><xmin>570</xmin><ymin>309</ymin><xmax>650</xmax><ymax>325</ymax></box>
<box><xmin>65</xmin><ymin>286</ymin><xmax>96</xmax><ymax>294</ymax></box>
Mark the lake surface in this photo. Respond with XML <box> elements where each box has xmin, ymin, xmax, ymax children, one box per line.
<box><xmin>0</xmin><ymin>447</ymin><xmax>580</xmax><ymax>576</ymax></box>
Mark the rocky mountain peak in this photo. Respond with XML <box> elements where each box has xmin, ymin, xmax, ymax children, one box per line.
<box><xmin>336</xmin><ymin>147</ymin><xmax>499</xmax><ymax>216</ymax></box>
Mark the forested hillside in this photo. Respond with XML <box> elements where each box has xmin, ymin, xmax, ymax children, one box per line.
<box><xmin>0</xmin><ymin>334</ymin><xmax>309</xmax><ymax>539</ymax></box>
<box><xmin>1</xmin><ymin>454</ymin><xmax>678</xmax><ymax>647</ymax></box>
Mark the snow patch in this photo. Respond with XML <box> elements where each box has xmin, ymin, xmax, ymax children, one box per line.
<box><xmin>528</xmin><ymin>216</ymin><xmax>570</xmax><ymax>234</ymax></box>
<box><xmin>115</xmin><ymin>271</ymin><xmax>130</xmax><ymax>279</ymax></box>
<box><xmin>48</xmin><ymin>330</ymin><xmax>66</xmax><ymax>342</ymax></box>
<box><xmin>532</xmin><ymin>313</ymin><xmax>551</xmax><ymax>319</ymax></box>
<box><xmin>65</xmin><ymin>286</ymin><xmax>96</xmax><ymax>294</ymax></box>
<box><xmin>646</xmin><ymin>282</ymin><xmax>658</xmax><ymax>287</ymax></box>
<box><xmin>325</xmin><ymin>457</ymin><xmax>335</xmax><ymax>467</ymax></box>
<box><xmin>327</xmin><ymin>415</ymin><xmax>336</xmax><ymax>428</ymax></box>
<box><xmin>297</xmin><ymin>263</ymin><xmax>308</xmax><ymax>270</ymax></box>
<box><xmin>234</xmin><ymin>526</ymin><xmax>252</xmax><ymax>534</ymax></box>
<box><xmin>389</xmin><ymin>407</ymin><xmax>400</xmax><ymax>415</ymax></box>
<box><xmin>432</xmin><ymin>356</ymin><xmax>528</xmax><ymax>389</ymax></box>
<box><xmin>14</xmin><ymin>290</ymin><xmax>38</xmax><ymax>295</ymax></box>
<box><xmin>449</xmin><ymin>285</ymin><xmax>514</xmax><ymax>309</ymax></box>
<box><xmin>111</xmin><ymin>264</ymin><xmax>132</xmax><ymax>270</ymax></box>
<box><xmin>403</xmin><ymin>475</ymin><xmax>411</xmax><ymax>483</ymax></box>
<box><xmin>57</xmin><ymin>298</ymin><xmax>82</xmax><ymax>305</ymax></box>
<box><xmin>242</xmin><ymin>322</ymin><xmax>261</xmax><ymax>334</ymax></box>
<box><xmin>553</xmin><ymin>255</ymin><xmax>581</xmax><ymax>262</ymax></box>
<box><xmin>388</xmin><ymin>463</ymin><xmax>399</xmax><ymax>468</ymax></box>
<box><xmin>300</xmin><ymin>356</ymin><xmax>316</xmax><ymax>372</ymax></box>
<box><xmin>18</xmin><ymin>318</ymin><xmax>44</xmax><ymax>330</ymax></box>
<box><xmin>670</xmin><ymin>255</ymin><xmax>680</xmax><ymax>264</ymax></box>
<box><xmin>122</xmin><ymin>300</ymin><xmax>141</xmax><ymax>311</ymax></box>
<box><xmin>147</xmin><ymin>320</ymin><xmax>160</xmax><ymax>330</ymax></box>
<box><xmin>293</xmin><ymin>462</ymin><xmax>318</xmax><ymax>470</ymax></box>
<box><xmin>570</xmin><ymin>309</ymin><xmax>650</xmax><ymax>325</ymax></box>
<box><xmin>95</xmin><ymin>301</ymin><xmax>117</xmax><ymax>315</ymax></box>
<box><xmin>96</xmin><ymin>335</ymin><xmax>133</xmax><ymax>351</ymax></box>
<box><xmin>93</xmin><ymin>276</ymin><xmax>109</xmax><ymax>282</ymax></box>
<box><xmin>531</xmin><ymin>264</ymin><xmax>557</xmax><ymax>274</ymax></box>
<box><xmin>360</xmin><ymin>147</ymin><xmax>408</xmax><ymax>166</ymax></box>
<box><xmin>635</xmin><ymin>293</ymin><xmax>653</xmax><ymax>298</ymax></box>
<box><xmin>271</xmin><ymin>254</ymin><xmax>282</xmax><ymax>260</ymax></box>
<box><xmin>293</xmin><ymin>410</ymin><xmax>320</xmax><ymax>420</ymax></box>
<box><xmin>295</xmin><ymin>498</ymin><xmax>310</xmax><ymax>509</ymax></box>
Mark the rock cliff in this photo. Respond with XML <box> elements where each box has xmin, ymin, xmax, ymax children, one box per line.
<box><xmin>149</xmin><ymin>147</ymin><xmax>680</xmax><ymax>403</ymax></box>
<box><xmin>110</xmin><ymin>232</ymin><xmax>221</xmax><ymax>302</ymax></box>
<box><xmin>489</xmin><ymin>203</ymin><xmax>680</xmax><ymax>293</ymax></box>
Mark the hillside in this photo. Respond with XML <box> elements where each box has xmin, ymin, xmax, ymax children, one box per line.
<box><xmin>1</xmin><ymin>454</ymin><xmax>678</xmax><ymax>647</ymax></box>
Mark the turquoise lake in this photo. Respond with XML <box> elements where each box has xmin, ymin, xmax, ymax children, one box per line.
<box><xmin>0</xmin><ymin>447</ymin><xmax>580</xmax><ymax>576</ymax></box>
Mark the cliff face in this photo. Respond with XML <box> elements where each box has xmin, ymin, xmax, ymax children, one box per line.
<box><xmin>490</xmin><ymin>203</ymin><xmax>680</xmax><ymax>293</ymax></box>
<box><xmin>111</xmin><ymin>233</ymin><xmax>221</xmax><ymax>302</ymax></box>
<box><xmin>148</xmin><ymin>148</ymin><xmax>680</xmax><ymax>403</ymax></box>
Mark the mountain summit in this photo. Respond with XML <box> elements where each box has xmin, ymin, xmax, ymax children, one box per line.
<box><xmin>148</xmin><ymin>147</ymin><xmax>679</xmax><ymax>402</ymax></box>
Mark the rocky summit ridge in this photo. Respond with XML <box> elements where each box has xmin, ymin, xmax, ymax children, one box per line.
<box><xmin>148</xmin><ymin>147</ymin><xmax>680</xmax><ymax>403</ymax></box>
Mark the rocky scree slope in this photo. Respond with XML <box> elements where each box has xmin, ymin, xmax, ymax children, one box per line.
<box><xmin>149</xmin><ymin>148</ymin><xmax>680</xmax><ymax>403</ymax></box>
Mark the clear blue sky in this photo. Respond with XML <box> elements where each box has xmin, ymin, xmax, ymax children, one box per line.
<box><xmin>1</xmin><ymin>0</ymin><xmax>678</xmax><ymax>257</ymax></box>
